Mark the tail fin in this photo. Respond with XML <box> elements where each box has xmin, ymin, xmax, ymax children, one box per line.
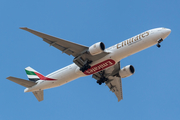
<box><xmin>25</xmin><ymin>67</ymin><xmax>45</xmax><ymax>82</ymax></box>
<box><xmin>25</xmin><ymin>66</ymin><xmax>56</xmax><ymax>81</ymax></box>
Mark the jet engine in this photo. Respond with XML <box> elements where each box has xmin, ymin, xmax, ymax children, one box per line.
<box><xmin>119</xmin><ymin>65</ymin><xmax>135</xmax><ymax>78</ymax></box>
<box><xmin>89</xmin><ymin>42</ymin><xmax>105</xmax><ymax>55</ymax></box>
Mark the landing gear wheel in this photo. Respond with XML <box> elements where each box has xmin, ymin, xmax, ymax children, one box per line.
<box><xmin>96</xmin><ymin>71</ymin><xmax>108</xmax><ymax>85</ymax></box>
<box><xmin>101</xmin><ymin>78</ymin><xmax>107</xmax><ymax>83</ymax></box>
<box><xmin>80</xmin><ymin>67</ymin><xmax>85</xmax><ymax>72</ymax></box>
<box><xmin>97</xmin><ymin>80</ymin><xmax>102</xmax><ymax>85</ymax></box>
<box><xmin>96</xmin><ymin>76</ymin><xmax>108</xmax><ymax>85</ymax></box>
<box><xmin>88</xmin><ymin>65</ymin><xmax>91</xmax><ymax>69</ymax></box>
<box><xmin>80</xmin><ymin>64</ymin><xmax>91</xmax><ymax>72</ymax></box>
<box><xmin>157</xmin><ymin>44</ymin><xmax>161</xmax><ymax>48</ymax></box>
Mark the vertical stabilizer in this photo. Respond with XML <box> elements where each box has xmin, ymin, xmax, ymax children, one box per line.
<box><xmin>25</xmin><ymin>67</ymin><xmax>44</xmax><ymax>82</ymax></box>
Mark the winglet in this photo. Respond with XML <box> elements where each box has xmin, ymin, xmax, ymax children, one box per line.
<box><xmin>20</xmin><ymin>27</ymin><xmax>28</xmax><ymax>30</ymax></box>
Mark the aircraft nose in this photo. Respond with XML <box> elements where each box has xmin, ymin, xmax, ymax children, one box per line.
<box><xmin>162</xmin><ymin>28</ymin><xmax>171</xmax><ymax>39</ymax></box>
<box><xmin>164</xmin><ymin>28</ymin><xmax>171</xmax><ymax>35</ymax></box>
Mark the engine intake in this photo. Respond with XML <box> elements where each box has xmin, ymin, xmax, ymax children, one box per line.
<box><xmin>89</xmin><ymin>42</ymin><xmax>105</xmax><ymax>55</ymax></box>
<box><xmin>119</xmin><ymin>65</ymin><xmax>135</xmax><ymax>78</ymax></box>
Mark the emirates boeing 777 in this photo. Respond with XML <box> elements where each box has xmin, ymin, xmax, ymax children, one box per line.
<box><xmin>7</xmin><ymin>27</ymin><xmax>171</xmax><ymax>102</ymax></box>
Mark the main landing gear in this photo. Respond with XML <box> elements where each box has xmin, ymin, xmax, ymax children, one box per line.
<box><xmin>96</xmin><ymin>71</ymin><xmax>108</xmax><ymax>85</ymax></box>
<box><xmin>73</xmin><ymin>55</ymin><xmax>92</xmax><ymax>72</ymax></box>
<box><xmin>97</xmin><ymin>77</ymin><xmax>108</xmax><ymax>85</ymax></box>
<box><xmin>157</xmin><ymin>38</ymin><xmax>163</xmax><ymax>48</ymax></box>
<box><xmin>80</xmin><ymin>60</ymin><xmax>92</xmax><ymax>72</ymax></box>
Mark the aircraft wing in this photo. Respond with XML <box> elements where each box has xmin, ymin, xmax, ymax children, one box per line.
<box><xmin>20</xmin><ymin>27</ymin><xmax>109</xmax><ymax>62</ymax></box>
<box><xmin>20</xmin><ymin>27</ymin><xmax>89</xmax><ymax>57</ymax></box>
<box><xmin>92</xmin><ymin>62</ymin><xmax>123</xmax><ymax>102</ymax></box>
<box><xmin>106</xmin><ymin>76</ymin><xmax>123</xmax><ymax>102</ymax></box>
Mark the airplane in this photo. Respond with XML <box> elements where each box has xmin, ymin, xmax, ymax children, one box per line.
<box><xmin>7</xmin><ymin>27</ymin><xmax>171</xmax><ymax>102</ymax></box>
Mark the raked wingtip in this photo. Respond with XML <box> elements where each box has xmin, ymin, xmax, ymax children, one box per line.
<box><xmin>19</xmin><ymin>27</ymin><xmax>28</xmax><ymax>30</ymax></box>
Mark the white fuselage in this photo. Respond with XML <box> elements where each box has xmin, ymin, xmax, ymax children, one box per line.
<box><xmin>24</xmin><ymin>27</ymin><xmax>171</xmax><ymax>92</ymax></box>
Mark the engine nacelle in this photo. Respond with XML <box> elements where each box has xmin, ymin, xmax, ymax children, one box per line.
<box><xmin>89</xmin><ymin>42</ymin><xmax>105</xmax><ymax>55</ymax></box>
<box><xmin>119</xmin><ymin>65</ymin><xmax>135</xmax><ymax>78</ymax></box>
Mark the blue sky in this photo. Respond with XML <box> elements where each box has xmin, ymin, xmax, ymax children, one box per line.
<box><xmin>1</xmin><ymin>0</ymin><xmax>180</xmax><ymax>120</ymax></box>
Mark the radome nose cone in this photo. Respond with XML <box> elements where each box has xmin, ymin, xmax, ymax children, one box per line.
<box><xmin>166</xmin><ymin>28</ymin><xmax>171</xmax><ymax>35</ymax></box>
<box><xmin>162</xmin><ymin>28</ymin><xmax>171</xmax><ymax>39</ymax></box>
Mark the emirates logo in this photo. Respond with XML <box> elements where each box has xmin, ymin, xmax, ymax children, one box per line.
<box><xmin>84</xmin><ymin>59</ymin><xmax>116</xmax><ymax>75</ymax></box>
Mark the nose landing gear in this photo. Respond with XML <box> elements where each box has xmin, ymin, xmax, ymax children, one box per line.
<box><xmin>157</xmin><ymin>38</ymin><xmax>163</xmax><ymax>48</ymax></box>
<box><xmin>157</xmin><ymin>44</ymin><xmax>161</xmax><ymax>48</ymax></box>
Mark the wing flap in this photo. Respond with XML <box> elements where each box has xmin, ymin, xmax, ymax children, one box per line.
<box><xmin>106</xmin><ymin>76</ymin><xmax>123</xmax><ymax>102</ymax></box>
<box><xmin>43</xmin><ymin>38</ymin><xmax>74</xmax><ymax>55</ymax></box>
<box><xmin>6</xmin><ymin>76</ymin><xmax>36</xmax><ymax>88</ymax></box>
<box><xmin>20</xmin><ymin>27</ymin><xmax>110</xmax><ymax>65</ymax></box>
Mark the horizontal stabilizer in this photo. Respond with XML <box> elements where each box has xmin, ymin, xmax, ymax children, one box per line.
<box><xmin>33</xmin><ymin>90</ymin><xmax>44</xmax><ymax>102</ymax></box>
<box><xmin>6</xmin><ymin>76</ymin><xmax>37</xmax><ymax>88</ymax></box>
